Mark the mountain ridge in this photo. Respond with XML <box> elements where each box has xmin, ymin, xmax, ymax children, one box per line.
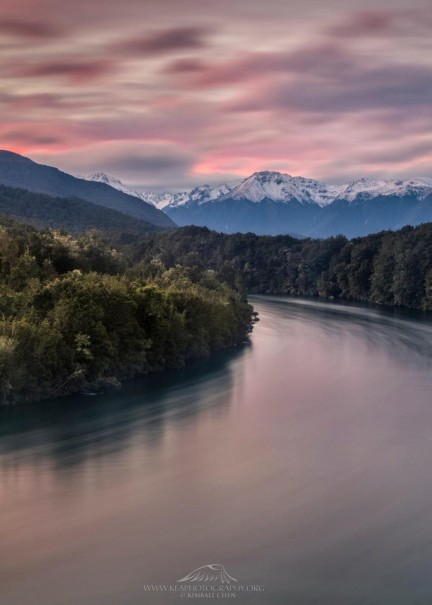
<box><xmin>85</xmin><ymin>168</ymin><xmax>432</xmax><ymax>238</ymax></box>
<box><xmin>0</xmin><ymin>151</ymin><xmax>175</xmax><ymax>229</ymax></box>
<box><xmin>0</xmin><ymin>184</ymin><xmax>164</xmax><ymax>235</ymax></box>
<box><xmin>84</xmin><ymin>168</ymin><xmax>432</xmax><ymax>208</ymax></box>
<box><xmin>7</xmin><ymin>152</ymin><xmax>432</xmax><ymax>238</ymax></box>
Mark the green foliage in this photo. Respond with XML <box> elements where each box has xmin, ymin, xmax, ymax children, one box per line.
<box><xmin>0</xmin><ymin>218</ymin><xmax>252</xmax><ymax>404</ymax></box>
<box><xmin>3</xmin><ymin>213</ymin><xmax>432</xmax><ymax>404</ymax></box>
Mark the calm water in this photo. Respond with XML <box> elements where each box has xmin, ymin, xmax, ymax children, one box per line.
<box><xmin>1</xmin><ymin>296</ymin><xmax>432</xmax><ymax>605</ymax></box>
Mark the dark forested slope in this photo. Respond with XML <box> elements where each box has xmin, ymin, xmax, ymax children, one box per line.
<box><xmin>131</xmin><ymin>224</ymin><xmax>432</xmax><ymax>310</ymax></box>
<box><xmin>0</xmin><ymin>185</ymin><xmax>164</xmax><ymax>235</ymax></box>
<box><xmin>0</xmin><ymin>151</ymin><xmax>174</xmax><ymax>227</ymax></box>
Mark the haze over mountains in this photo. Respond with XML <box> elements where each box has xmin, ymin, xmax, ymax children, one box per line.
<box><xmin>87</xmin><ymin>169</ymin><xmax>432</xmax><ymax>238</ymax></box>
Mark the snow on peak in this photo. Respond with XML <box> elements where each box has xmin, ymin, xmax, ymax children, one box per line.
<box><xmin>81</xmin><ymin>173</ymin><xmax>191</xmax><ymax>209</ymax></box>
<box><xmin>188</xmin><ymin>180</ymin><xmax>242</xmax><ymax>204</ymax></box>
<box><xmin>224</xmin><ymin>171</ymin><xmax>344</xmax><ymax>206</ymax></box>
<box><xmin>337</xmin><ymin>177</ymin><xmax>432</xmax><ymax>202</ymax></box>
<box><xmin>85</xmin><ymin>172</ymin><xmax>121</xmax><ymax>186</ymax></box>
<box><xmin>252</xmin><ymin>170</ymin><xmax>293</xmax><ymax>180</ymax></box>
<box><xmin>145</xmin><ymin>180</ymin><xmax>242</xmax><ymax>209</ymax></box>
<box><xmin>81</xmin><ymin>171</ymin><xmax>432</xmax><ymax>211</ymax></box>
<box><xmin>143</xmin><ymin>191</ymin><xmax>190</xmax><ymax>210</ymax></box>
<box><xmin>81</xmin><ymin>173</ymin><xmax>151</xmax><ymax>202</ymax></box>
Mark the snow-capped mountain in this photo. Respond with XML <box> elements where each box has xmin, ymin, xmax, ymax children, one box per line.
<box><xmin>82</xmin><ymin>173</ymin><xmax>242</xmax><ymax>209</ymax></box>
<box><xmin>142</xmin><ymin>181</ymin><xmax>242</xmax><ymax>210</ymax></box>
<box><xmin>82</xmin><ymin>170</ymin><xmax>432</xmax><ymax>237</ymax></box>
<box><xmin>336</xmin><ymin>177</ymin><xmax>432</xmax><ymax>202</ymax></box>
<box><xmin>84</xmin><ymin>170</ymin><xmax>432</xmax><ymax>209</ymax></box>
<box><xmin>220</xmin><ymin>171</ymin><xmax>344</xmax><ymax>206</ymax></box>
<box><xmin>143</xmin><ymin>191</ymin><xmax>189</xmax><ymax>209</ymax></box>
<box><xmin>143</xmin><ymin>181</ymin><xmax>242</xmax><ymax>209</ymax></box>
<box><xmin>82</xmin><ymin>173</ymin><xmax>151</xmax><ymax>202</ymax></box>
<box><xmin>82</xmin><ymin>173</ymin><xmax>190</xmax><ymax>209</ymax></box>
<box><xmin>147</xmin><ymin>171</ymin><xmax>343</xmax><ymax>208</ymax></box>
<box><xmin>184</xmin><ymin>180</ymin><xmax>243</xmax><ymax>205</ymax></box>
<box><xmin>163</xmin><ymin>171</ymin><xmax>432</xmax><ymax>237</ymax></box>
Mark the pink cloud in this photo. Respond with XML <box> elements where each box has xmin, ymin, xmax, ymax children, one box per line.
<box><xmin>1</xmin><ymin>2</ymin><xmax>431</xmax><ymax>188</ymax></box>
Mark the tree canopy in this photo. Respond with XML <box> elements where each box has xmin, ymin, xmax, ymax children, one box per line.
<box><xmin>131</xmin><ymin>224</ymin><xmax>432</xmax><ymax>310</ymax></box>
<box><xmin>0</xmin><ymin>218</ymin><xmax>251</xmax><ymax>404</ymax></box>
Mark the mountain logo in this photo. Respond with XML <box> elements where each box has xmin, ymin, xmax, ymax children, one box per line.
<box><xmin>177</xmin><ymin>564</ymin><xmax>238</xmax><ymax>584</ymax></box>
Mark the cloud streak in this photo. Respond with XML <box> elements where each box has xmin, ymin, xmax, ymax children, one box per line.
<box><xmin>114</xmin><ymin>26</ymin><xmax>213</xmax><ymax>56</ymax></box>
<box><xmin>0</xmin><ymin>18</ymin><xmax>64</xmax><ymax>39</ymax></box>
<box><xmin>1</xmin><ymin>0</ymin><xmax>431</xmax><ymax>188</ymax></box>
<box><xmin>12</xmin><ymin>59</ymin><xmax>117</xmax><ymax>83</ymax></box>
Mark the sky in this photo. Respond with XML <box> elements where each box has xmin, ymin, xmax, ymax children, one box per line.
<box><xmin>1</xmin><ymin>0</ymin><xmax>431</xmax><ymax>191</ymax></box>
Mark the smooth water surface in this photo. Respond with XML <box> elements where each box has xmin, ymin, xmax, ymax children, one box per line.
<box><xmin>1</xmin><ymin>296</ymin><xmax>432</xmax><ymax>605</ymax></box>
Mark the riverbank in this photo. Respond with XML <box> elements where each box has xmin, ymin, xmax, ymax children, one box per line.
<box><xmin>3</xmin><ymin>295</ymin><xmax>432</xmax><ymax>605</ymax></box>
<box><xmin>0</xmin><ymin>218</ymin><xmax>253</xmax><ymax>405</ymax></box>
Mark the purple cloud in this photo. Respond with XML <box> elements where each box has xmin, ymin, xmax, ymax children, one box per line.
<box><xmin>115</xmin><ymin>26</ymin><xmax>212</xmax><ymax>56</ymax></box>
<box><xmin>328</xmin><ymin>11</ymin><xmax>397</xmax><ymax>37</ymax></box>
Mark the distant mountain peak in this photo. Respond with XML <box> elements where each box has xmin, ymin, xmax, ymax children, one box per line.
<box><xmin>82</xmin><ymin>167</ymin><xmax>432</xmax><ymax>211</ymax></box>
<box><xmin>337</xmin><ymin>177</ymin><xmax>432</xmax><ymax>202</ymax></box>
<box><xmin>220</xmin><ymin>170</ymin><xmax>343</xmax><ymax>206</ymax></box>
<box><xmin>250</xmin><ymin>170</ymin><xmax>293</xmax><ymax>180</ymax></box>
<box><xmin>81</xmin><ymin>172</ymin><xmax>190</xmax><ymax>209</ymax></box>
<box><xmin>85</xmin><ymin>172</ymin><xmax>119</xmax><ymax>184</ymax></box>
<box><xmin>82</xmin><ymin>172</ymin><xmax>144</xmax><ymax>198</ymax></box>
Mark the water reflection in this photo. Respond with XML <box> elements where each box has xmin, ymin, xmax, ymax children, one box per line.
<box><xmin>0</xmin><ymin>345</ymin><xmax>248</xmax><ymax>474</ymax></box>
<box><xmin>252</xmin><ymin>295</ymin><xmax>432</xmax><ymax>367</ymax></box>
<box><xmin>2</xmin><ymin>297</ymin><xmax>432</xmax><ymax>605</ymax></box>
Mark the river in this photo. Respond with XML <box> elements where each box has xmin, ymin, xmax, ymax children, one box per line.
<box><xmin>1</xmin><ymin>296</ymin><xmax>432</xmax><ymax>605</ymax></box>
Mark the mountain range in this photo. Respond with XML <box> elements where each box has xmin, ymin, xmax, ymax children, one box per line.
<box><xmin>1</xmin><ymin>150</ymin><xmax>432</xmax><ymax>239</ymax></box>
<box><xmin>85</xmin><ymin>170</ymin><xmax>432</xmax><ymax>238</ymax></box>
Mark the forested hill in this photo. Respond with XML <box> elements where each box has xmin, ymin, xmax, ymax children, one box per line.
<box><xmin>0</xmin><ymin>217</ymin><xmax>252</xmax><ymax>404</ymax></box>
<box><xmin>2</xmin><ymin>214</ymin><xmax>432</xmax><ymax>404</ymax></box>
<box><xmin>131</xmin><ymin>224</ymin><xmax>432</xmax><ymax>310</ymax></box>
<box><xmin>0</xmin><ymin>185</ymin><xmax>166</xmax><ymax>235</ymax></box>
